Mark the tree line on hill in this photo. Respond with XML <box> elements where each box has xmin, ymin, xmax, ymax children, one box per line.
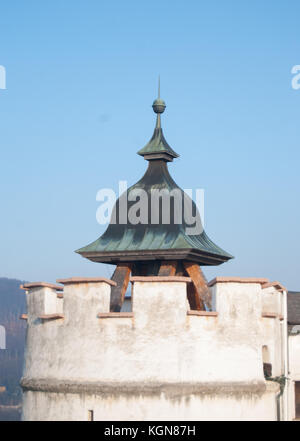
<box><xmin>0</xmin><ymin>277</ymin><xmax>26</xmax><ymax>420</ymax></box>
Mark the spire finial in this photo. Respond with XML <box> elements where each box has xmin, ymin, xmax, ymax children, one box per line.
<box><xmin>158</xmin><ymin>75</ymin><xmax>160</xmax><ymax>99</ymax></box>
<box><xmin>152</xmin><ymin>77</ymin><xmax>166</xmax><ymax>118</ymax></box>
<box><xmin>136</xmin><ymin>82</ymin><xmax>179</xmax><ymax>161</ymax></box>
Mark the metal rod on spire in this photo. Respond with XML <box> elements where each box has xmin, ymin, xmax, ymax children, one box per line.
<box><xmin>156</xmin><ymin>113</ymin><xmax>161</xmax><ymax>129</ymax></box>
<box><xmin>158</xmin><ymin>75</ymin><xmax>160</xmax><ymax>99</ymax></box>
<box><xmin>152</xmin><ymin>76</ymin><xmax>165</xmax><ymax>130</ymax></box>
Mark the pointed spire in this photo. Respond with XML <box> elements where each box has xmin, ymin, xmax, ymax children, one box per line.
<box><xmin>137</xmin><ymin>79</ymin><xmax>179</xmax><ymax>162</ymax></box>
<box><xmin>152</xmin><ymin>77</ymin><xmax>166</xmax><ymax>115</ymax></box>
<box><xmin>158</xmin><ymin>75</ymin><xmax>160</xmax><ymax>98</ymax></box>
<box><xmin>155</xmin><ymin>76</ymin><xmax>162</xmax><ymax>128</ymax></box>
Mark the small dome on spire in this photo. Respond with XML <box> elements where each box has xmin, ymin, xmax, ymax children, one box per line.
<box><xmin>137</xmin><ymin>78</ymin><xmax>178</xmax><ymax>162</ymax></box>
<box><xmin>152</xmin><ymin>98</ymin><xmax>166</xmax><ymax>114</ymax></box>
<box><xmin>152</xmin><ymin>76</ymin><xmax>166</xmax><ymax>114</ymax></box>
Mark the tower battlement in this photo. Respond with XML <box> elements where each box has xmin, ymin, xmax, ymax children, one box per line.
<box><xmin>20</xmin><ymin>275</ymin><xmax>286</xmax><ymax>421</ymax></box>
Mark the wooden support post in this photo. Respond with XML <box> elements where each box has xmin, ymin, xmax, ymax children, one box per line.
<box><xmin>183</xmin><ymin>262</ymin><xmax>211</xmax><ymax>310</ymax></box>
<box><xmin>158</xmin><ymin>261</ymin><xmax>177</xmax><ymax>276</ymax></box>
<box><xmin>186</xmin><ymin>283</ymin><xmax>205</xmax><ymax>310</ymax></box>
<box><xmin>175</xmin><ymin>261</ymin><xmax>185</xmax><ymax>276</ymax></box>
<box><xmin>110</xmin><ymin>263</ymin><xmax>132</xmax><ymax>312</ymax></box>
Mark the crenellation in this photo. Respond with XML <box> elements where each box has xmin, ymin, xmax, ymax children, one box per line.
<box><xmin>26</xmin><ymin>286</ymin><xmax>60</xmax><ymax>320</ymax></box>
<box><xmin>261</xmin><ymin>286</ymin><xmax>282</xmax><ymax>316</ymax></box>
<box><xmin>132</xmin><ymin>279</ymin><xmax>189</xmax><ymax>331</ymax></box>
<box><xmin>57</xmin><ymin>279</ymin><xmax>112</xmax><ymax>325</ymax></box>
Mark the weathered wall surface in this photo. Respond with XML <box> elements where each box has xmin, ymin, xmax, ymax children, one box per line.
<box><xmin>289</xmin><ymin>334</ymin><xmax>300</xmax><ymax>381</ymax></box>
<box><xmin>21</xmin><ymin>277</ymin><xmax>286</xmax><ymax>421</ymax></box>
<box><xmin>22</xmin><ymin>383</ymin><xmax>278</xmax><ymax>421</ymax></box>
<box><xmin>260</xmin><ymin>287</ymin><xmax>285</xmax><ymax>378</ymax></box>
<box><xmin>288</xmin><ymin>333</ymin><xmax>300</xmax><ymax>419</ymax></box>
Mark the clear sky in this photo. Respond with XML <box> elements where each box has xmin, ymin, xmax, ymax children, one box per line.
<box><xmin>0</xmin><ymin>1</ymin><xmax>299</xmax><ymax>289</ymax></box>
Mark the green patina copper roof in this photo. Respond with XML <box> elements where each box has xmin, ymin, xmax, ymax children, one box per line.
<box><xmin>137</xmin><ymin>81</ymin><xmax>178</xmax><ymax>161</ymax></box>
<box><xmin>76</xmin><ymin>87</ymin><xmax>233</xmax><ymax>266</ymax></box>
<box><xmin>137</xmin><ymin>110</ymin><xmax>179</xmax><ymax>160</ymax></box>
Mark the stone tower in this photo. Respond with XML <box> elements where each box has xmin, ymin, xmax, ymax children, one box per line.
<box><xmin>20</xmin><ymin>88</ymin><xmax>287</xmax><ymax>421</ymax></box>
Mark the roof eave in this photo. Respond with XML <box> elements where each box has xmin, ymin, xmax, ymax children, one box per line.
<box><xmin>77</xmin><ymin>248</ymin><xmax>233</xmax><ymax>266</ymax></box>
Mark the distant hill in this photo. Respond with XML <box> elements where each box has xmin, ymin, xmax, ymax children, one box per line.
<box><xmin>0</xmin><ymin>277</ymin><xmax>26</xmax><ymax>421</ymax></box>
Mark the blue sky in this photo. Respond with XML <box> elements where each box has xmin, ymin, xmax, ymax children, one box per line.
<box><xmin>0</xmin><ymin>1</ymin><xmax>299</xmax><ymax>289</ymax></box>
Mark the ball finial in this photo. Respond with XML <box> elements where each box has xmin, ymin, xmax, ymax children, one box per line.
<box><xmin>152</xmin><ymin>76</ymin><xmax>166</xmax><ymax>114</ymax></box>
<box><xmin>152</xmin><ymin>98</ymin><xmax>166</xmax><ymax>114</ymax></box>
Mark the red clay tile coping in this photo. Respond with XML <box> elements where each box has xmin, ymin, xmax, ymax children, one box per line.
<box><xmin>20</xmin><ymin>314</ymin><xmax>28</xmax><ymax>320</ymax></box>
<box><xmin>97</xmin><ymin>312</ymin><xmax>134</xmax><ymax>318</ymax></box>
<box><xmin>39</xmin><ymin>314</ymin><xmax>64</xmax><ymax>320</ymax></box>
<box><xmin>56</xmin><ymin>277</ymin><xmax>117</xmax><ymax>287</ymax></box>
<box><xmin>21</xmin><ymin>282</ymin><xmax>63</xmax><ymax>291</ymax></box>
<box><xmin>208</xmin><ymin>277</ymin><xmax>269</xmax><ymax>287</ymax></box>
<box><xmin>130</xmin><ymin>276</ymin><xmax>192</xmax><ymax>283</ymax></box>
<box><xmin>261</xmin><ymin>281</ymin><xmax>287</xmax><ymax>292</ymax></box>
<box><xmin>187</xmin><ymin>310</ymin><xmax>218</xmax><ymax>317</ymax></box>
<box><xmin>262</xmin><ymin>312</ymin><xmax>278</xmax><ymax>319</ymax></box>
<box><xmin>57</xmin><ymin>293</ymin><xmax>64</xmax><ymax>299</ymax></box>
